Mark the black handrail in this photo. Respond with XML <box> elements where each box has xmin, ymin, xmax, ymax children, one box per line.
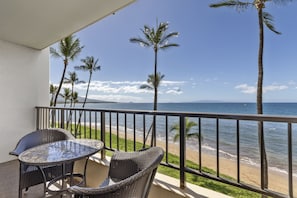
<box><xmin>36</xmin><ymin>106</ymin><xmax>296</xmax><ymax>198</ymax></box>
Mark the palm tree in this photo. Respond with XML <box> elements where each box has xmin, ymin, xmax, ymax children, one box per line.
<box><xmin>170</xmin><ymin>117</ymin><xmax>202</xmax><ymax>142</ymax></box>
<box><xmin>209</xmin><ymin>0</ymin><xmax>290</xmax><ymax>191</ymax></box>
<box><xmin>72</xmin><ymin>91</ymin><xmax>79</xmax><ymax>107</ymax></box>
<box><xmin>74</xmin><ymin>56</ymin><xmax>101</xmax><ymax>132</ymax></box>
<box><xmin>50</xmin><ymin>84</ymin><xmax>58</xmax><ymax>106</ymax></box>
<box><xmin>140</xmin><ymin>72</ymin><xmax>165</xmax><ymax>92</ymax></box>
<box><xmin>140</xmin><ymin>72</ymin><xmax>165</xmax><ymax>146</ymax></box>
<box><xmin>64</xmin><ymin>71</ymin><xmax>85</xmax><ymax>107</ymax></box>
<box><xmin>130</xmin><ymin>21</ymin><xmax>179</xmax><ymax>111</ymax></box>
<box><xmin>64</xmin><ymin>72</ymin><xmax>84</xmax><ymax>129</ymax></box>
<box><xmin>60</xmin><ymin>88</ymin><xmax>71</xmax><ymax>107</ymax></box>
<box><xmin>50</xmin><ymin>35</ymin><xmax>84</xmax><ymax>107</ymax></box>
<box><xmin>74</xmin><ymin>56</ymin><xmax>101</xmax><ymax>108</ymax></box>
<box><xmin>130</xmin><ymin>21</ymin><xmax>178</xmax><ymax>146</ymax></box>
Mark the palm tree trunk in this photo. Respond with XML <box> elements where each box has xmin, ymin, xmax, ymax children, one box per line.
<box><xmin>82</xmin><ymin>75</ymin><xmax>91</xmax><ymax>108</ymax></box>
<box><xmin>151</xmin><ymin>48</ymin><xmax>158</xmax><ymax>146</ymax></box>
<box><xmin>66</xmin><ymin>84</ymin><xmax>74</xmax><ymax>130</ymax></box>
<box><xmin>53</xmin><ymin>60</ymin><xmax>67</xmax><ymax>107</ymax></box>
<box><xmin>153</xmin><ymin>48</ymin><xmax>158</xmax><ymax>111</ymax></box>
<box><xmin>52</xmin><ymin>60</ymin><xmax>67</xmax><ymax>128</ymax></box>
<box><xmin>70</xmin><ymin>84</ymin><xmax>74</xmax><ymax>107</ymax></box>
<box><xmin>76</xmin><ymin>73</ymin><xmax>91</xmax><ymax>133</ymax></box>
<box><xmin>257</xmin><ymin>8</ymin><xmax>268</xmax><ymax>194</ymax></box>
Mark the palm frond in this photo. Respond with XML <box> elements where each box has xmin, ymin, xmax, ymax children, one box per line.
<box><xmin>160</xmin><ymin>43</ymin><xmax>179</xmax><ymax>50</ymax></box>
<box><xmin>49</xmin><ymin>48</ymin><xmax>61</xmax><ymax>58</ymax></box>
<box><xmin>129</xmin><ymin>37</ymin><xmax>151</xmax><ymax>47</ymax></box>
<box><xmin>160</xmin><ymin>32</ymin><xmax>179</xmax><ymax>45</ymax></box>
<box><xmin>210</xmin><ymin>0</ymin><xmax>251</xmax><ymax>11</ymax></box>
<box><xmin>140</xmin><ymin>84</ymin><xmax>153</xmax><ymax>90</ymax></box>
<box><xmin>262</xmin><ymin>11</ymin><xmax>281</xmax><ymax>34</ymax></box>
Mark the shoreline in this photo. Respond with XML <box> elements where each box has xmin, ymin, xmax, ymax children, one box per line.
<box><xmin>109</xmin><ymin>128</ymin><xmax>296</xmax><ymax>195</ymax></box>
<box><xmin>154</xmin><ymin>137</ymin><xmax>296</xmax><ymax>195</ymax></box>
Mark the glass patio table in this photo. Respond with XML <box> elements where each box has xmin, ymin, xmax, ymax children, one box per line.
<box><xmin>18</xmin><ymin>139</ymin><xmax>104</xmax><ymax>196</ymax></box>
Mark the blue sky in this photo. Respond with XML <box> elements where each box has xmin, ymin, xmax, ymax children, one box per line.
<box><xmin>50</xmin><ymin>0</ymin><xmax>297</xmax><ymax>103</ymax></box>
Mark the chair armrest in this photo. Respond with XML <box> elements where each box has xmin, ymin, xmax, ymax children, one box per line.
<box><xmin>9</xmin><ymin>143</ymin><xmax>27</xmax><ymax>156</ymax></box>
<box><xmin>9</xmin><ymin>150</ymin><xmax>19</xmax><ymax>156</ymax></box>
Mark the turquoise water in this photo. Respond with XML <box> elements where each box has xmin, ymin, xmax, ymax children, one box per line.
<box><xmin>84</xmin><ymin>102</ymin><xmax>297</xmax><ymax>176</ymax></box>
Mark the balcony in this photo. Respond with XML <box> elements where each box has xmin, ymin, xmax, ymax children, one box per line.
<box><xmin>0</xmin><ymin>156</ymin><xmax>230</xmax><ymax>197</ymax></box>
<box><xmin>3</xmin><ymin>106</ymin><xmax>296</xmax><ymax>197</ymax></box>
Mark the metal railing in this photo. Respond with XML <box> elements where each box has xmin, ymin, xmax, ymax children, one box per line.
<box><xmin>36</xmin><ymin>106</ymin><xmax>297</xmax><ymax>198</ymax></box>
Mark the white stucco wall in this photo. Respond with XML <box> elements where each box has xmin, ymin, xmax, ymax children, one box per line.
<box><xmin>0</xmin><ymin>40</ymin><xmax>49</xmax><ymax>162</ymax></box>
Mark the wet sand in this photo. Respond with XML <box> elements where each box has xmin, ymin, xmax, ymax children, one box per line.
<box><xmin>155</xmin><ymin>138</ymin><xmax>296</xmax><ymax>196</ymax></box>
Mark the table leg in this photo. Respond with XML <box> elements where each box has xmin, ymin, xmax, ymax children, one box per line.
<box><xmin>37</xmin><ymin>166</ymin><xmax>47</xmax><ymax>197</ymax></box>
<box><xmin>83</xmin><ymin>157</ymin><xmax>90</xmax><ymax>186</ymax></box>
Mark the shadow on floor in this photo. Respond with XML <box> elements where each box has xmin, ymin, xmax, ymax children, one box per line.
<box><xmin>0</xmin><ymin>160</ymin><xmax>71</xmax><ymax>198</ymax></box>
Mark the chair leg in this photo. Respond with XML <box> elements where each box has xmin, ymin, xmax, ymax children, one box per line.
<box><xmin>18</xmin><ymin>188</ymin><xmax>22</xmax><ymax>198</ymax></box>
<box><xmin>19</xmin><ymin>165</ymin><xmax>22</xmax><ymax>198</ymax></box>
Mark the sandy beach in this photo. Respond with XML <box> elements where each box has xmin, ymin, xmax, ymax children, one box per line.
<box><xmin>112</xmin><ymin>129</ymin><xmax>296</xmax><ymax>196</ymax></box>
<box><xmin>154</xmin><ymin>138</ymin><xmax>297</xmax><ymax>196</ymax></box>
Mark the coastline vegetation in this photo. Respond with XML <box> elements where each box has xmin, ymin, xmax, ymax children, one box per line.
<box><xmin>71</xmin><ymin>125</ymin><xmax>260</xmax><ymax>198</ymax></box>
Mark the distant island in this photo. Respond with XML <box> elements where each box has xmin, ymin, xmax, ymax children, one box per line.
<box><xmin>56</xmin><ymin>96</ymin><xmax>115</xmax><ymax>104</ymax></box>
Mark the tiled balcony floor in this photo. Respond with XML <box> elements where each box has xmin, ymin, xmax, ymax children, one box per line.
<box><xmin>1</xmin><ymin>159</ymin><xmax>231</xmax><ymax>198</ymax></box>
<box><xmin>0</xmin><ymin>160</ymin><xmax>70</xmax><ymax>198</ymax></box>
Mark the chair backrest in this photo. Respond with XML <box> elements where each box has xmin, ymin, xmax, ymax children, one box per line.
<box><xmin>10</xmin><ymin>128</ymin><xmax>74</xmax><ymax>156</ymax></box>
<box><xmin>68</xmin><ymin>147</ymin><xmax>164</xmax><ymax>198</ymax></box>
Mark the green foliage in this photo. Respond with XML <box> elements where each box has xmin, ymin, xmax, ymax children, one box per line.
<box><xmin>170</xmin><ymin>117</ymin><xmax>202</xmax><ymax>142</ymax></box>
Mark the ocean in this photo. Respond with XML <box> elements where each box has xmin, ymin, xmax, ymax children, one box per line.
<box><xmin>84</xmin><ymin>102</ymin><xmax>297</xmax><ymax>177</ymax></box>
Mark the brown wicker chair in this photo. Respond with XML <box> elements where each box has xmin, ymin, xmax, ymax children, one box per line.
<box><xmin>9</xmin><ymin>128</ymin><xmax>75</xmax><ymax>198</ymax></box>
<box><xmin>68</xmin><ymin>147</ymin><xmax>164</xmax><ymax>198</ymax></box>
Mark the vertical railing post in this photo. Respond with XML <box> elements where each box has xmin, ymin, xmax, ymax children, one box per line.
<box><xmin>216</xmin><ymin>118</ymin><xmax>220</xmax><ymax>177</ymax></box>
<box><xmin>133</xmin><ymin>113</ymin><xmax>136</xmax><ymax>151</ymax></box>
<box><xmin>165</xmin><ymin>115</ymin><xmax>169</xmax><ymax>163</ymax></box>
<box><xmin>288</xmin><ymin>123</ymin><xmax>293</xmax><ymax>198</ymax></box>
<box><xmin>179</xmin><ymin>115</ymin><xmax>186</xmax><ymax>189</ymax></box>
<box><xmin>259</xmin><ymin>121</ymin><xmax>266</xmax><ymax>190</ymax></box>
<box><xmin>36</xmin><ymin>107</ymin><xmax>40</xmax><ymax>130</ymax></box>
<box><xmin>142</xmin><ymin>114</ymin><xmax>146</xmax><ymax>149</ymax></box>
<box><xmin>100</xmin><ymin>111</ymin><xmax>106</xmax><ymax>159</ymax></box>
<box><xmin>236</xmin><ymin>120</ymin><xmax>240</xmax><ymax>183</ymax></box>
<box><xmin>198</xmin><ymin>117</ymin><xmax>202</xmax><ymax>172</ymax></box>
<box><xmin>60</xmin><ymin>109</ymin><xmax>65</xmax><ymax>129</ymax></box>
<box><xmin>51</xmin><ymin>108</ymin><xmax>55</xmax><ymax>128</ymax></box>
<box><xmin>151</xmin><ymin>113</ymin><xmax>157</xmax><ymax>147</ymax></box>
<box><xmin>153</xmin><ymin>113</ymin><xmax>157</xmax><ymax>146</ymax></box>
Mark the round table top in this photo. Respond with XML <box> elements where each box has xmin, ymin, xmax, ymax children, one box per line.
<box><xmin>19</xmin><ymin>139</ymin><xmax>104</xmax><ymax>166</ymax></box>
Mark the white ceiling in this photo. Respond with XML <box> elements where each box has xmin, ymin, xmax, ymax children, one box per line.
<box><xmin>0</xmin><ymin>0</ymin><xmax>135</xmax><ymax>50</ymax></box>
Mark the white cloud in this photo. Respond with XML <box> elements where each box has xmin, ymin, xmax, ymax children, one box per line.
<box><xmin>88</xmin><ymin>94</ymin><xmax>144</xmax><ymax>103</ymax></box>
<box><xmin>72</xmin><ymin>80</ymin><xmax>185</xmax><ymax>94</ymax></box>
<box><xmin>235</xmin><ymin>84</ymin><xmax>256</xmax><ymax>94</ymax></box>
<box><xmin>166</xmin><ymin>89</ymin><xmax>182</xmax><ymax>95</ymax></box>
<box><xmin>235</xmin><ymin>83</ymin><xmax>288</xmax><ymax>94</ymax></box>
<box><xmin>59</xmin><ymin>80</ymin><xmax>185</xmax><ymax>102</ymax></box>
<box><xmin>162</xmin><ymin>80</ymin><xmax>185</xmax><ymax>86</ymax></box>
<box><xmin>264</xmin><ymin>85</ymin><xmax>288</xmax><ymax>92</ymax></box>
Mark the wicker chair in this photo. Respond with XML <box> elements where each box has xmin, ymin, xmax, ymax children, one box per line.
<box><xmin>68</xmin><ymin>147</ymin><xmax>164</xmax><ymax>198</ymax></box>
<box><xmin>9</xmin><ymin>128</ymin><xmax>75</xmax><ymax>198</ymax></box>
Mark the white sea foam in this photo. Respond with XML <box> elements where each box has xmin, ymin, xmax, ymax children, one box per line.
<box><xmin>89</xmin><ymin>122</ymin><xmax>297</xmax><ymax>178</ymax></box>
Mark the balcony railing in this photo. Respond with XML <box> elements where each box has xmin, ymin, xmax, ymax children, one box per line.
<box><xmin>36</xmin><ymin>106</ymin><xmax>297</xmax><ymax>198</ymax></box>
